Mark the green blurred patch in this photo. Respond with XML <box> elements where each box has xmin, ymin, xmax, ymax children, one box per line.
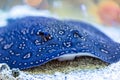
<box><xmin>24</xmin><ymin>56</ymin><xmax>108</xmax><ymax>74</ymax></box>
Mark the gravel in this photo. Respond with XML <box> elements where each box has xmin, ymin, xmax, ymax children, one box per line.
<box><xmin>0</xmin><ymin>61</ymin><xmax>120</xmax><ymax>80</ymax></box>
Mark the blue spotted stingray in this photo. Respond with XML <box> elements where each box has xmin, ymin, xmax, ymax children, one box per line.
<box><xmin>0</xmin><ymin>16</ymin><xmax>120</xmax><ymax>69</ymax></box>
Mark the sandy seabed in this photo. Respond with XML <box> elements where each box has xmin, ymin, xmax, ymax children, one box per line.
<box><xmin>0</xmin><ymin>60</ymin><xmax>120</xmax><ymax>80</ymax></box>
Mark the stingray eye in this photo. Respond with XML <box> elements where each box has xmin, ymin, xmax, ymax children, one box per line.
<box><xmin>38</xmin><ymin>32</ymin><xmax>52</xmax><ymax>42</ymax></box>
<box><xmin>72</xmin><ymin>30</ymin><xmax>83</xmax><ymax>38</ymax></box>
<box><xmin>39</xmin><ymin>32</ymin><xmax>45</xmax><ymax>36</ymax></box>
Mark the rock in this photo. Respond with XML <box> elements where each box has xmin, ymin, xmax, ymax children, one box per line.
<box><xmin>0</xmin><ymin>63</ymin><xmax>37</xmax><ymax>80</ymax></box>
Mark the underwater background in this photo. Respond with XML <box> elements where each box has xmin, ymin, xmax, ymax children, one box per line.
<box><xmin>0</xmin><ymin>0</ymin><xmax>120</xmax><ymax>80</ymax></box>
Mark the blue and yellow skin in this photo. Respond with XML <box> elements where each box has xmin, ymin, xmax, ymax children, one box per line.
<box><xmin>0</xmin><ymin>16</ymin><xmax>120</xmax><ymax>69</ymax></box>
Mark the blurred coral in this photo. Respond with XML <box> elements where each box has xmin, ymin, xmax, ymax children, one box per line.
<box><xmin>24</xmin><ymin>0</ymin><xmax>42</xmax><ymax>7</ymax></box>
<box><xmin>24</xmin><ymin>0</ymin><xmax>48</xmax><ymax>10</ymax></box>
<box><xmin>98</xmin><ymin>1</ymin><xmax>120</xmax><ymax>26</ymax></box>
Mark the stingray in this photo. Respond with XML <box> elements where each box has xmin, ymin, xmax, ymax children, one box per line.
<box><xmin>0</xmin><ymin>16</ymin><xmax>120</xmax><ymax>69</ymax></box>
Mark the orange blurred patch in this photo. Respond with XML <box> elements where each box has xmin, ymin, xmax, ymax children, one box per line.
<box><xmin>25</xmin><ymin>0</ymin><xmax>42</xmax><ymax>7</ymax></box>
<box><xmin>98</xmin><ymin>1</ymin><xmax>120</xmax><ymax>26</ymax></box>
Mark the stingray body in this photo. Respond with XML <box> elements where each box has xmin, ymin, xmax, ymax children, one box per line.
<box><xmin>0</xmin><ymin>16</ymin><xmax>120</xmax><ymax>69</ymax></box>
